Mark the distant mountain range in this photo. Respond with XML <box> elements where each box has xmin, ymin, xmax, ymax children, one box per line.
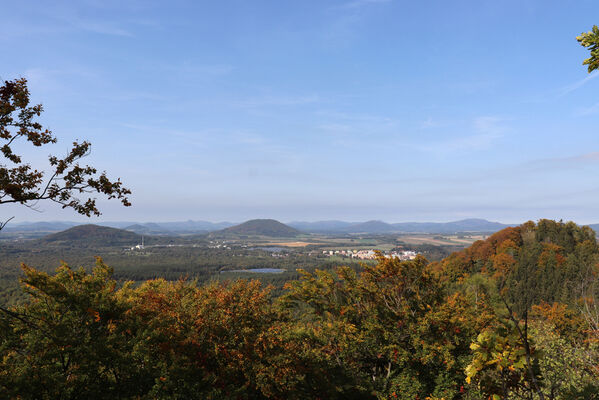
<box><xmin>288</xmin><ymin>220</ymin><xmax>353</xmax><ymax>232</ymax></box>
<box><xmin>1</xmin><ymin>220</ymin><xmax>234</xmax><ymax>237</ymax></box>
<box><xmin>122</xmin><ymin>221</ymin><xmax>236</xmax><ymax>235</ymax></box>
<box><xmin>9</xmin><ymin>218</ymin><xmax>598</xmax><ymax>237</ymax></box>
<box><xmin>5</xmin><ymin>219</ymin><xmax>599</xmax><ymax>244</ymax></box>
<box><xmin>287</xmin><ymin>218</ymin><xmax>513</xmax><ymax>234</ymax></box>
<box><xmin>2</xmin><ymin>221</ymin><xmax>80</xmax><ymax>232</ymax></box>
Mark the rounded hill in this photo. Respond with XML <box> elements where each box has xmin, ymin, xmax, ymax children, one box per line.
<box><xmin>218</xmin><ymin>219</ymin><xmax>301</xmax><ymax>237</ymax></box>
<box><xmin>40</xmin><ymin>224</ymin><xmax>141</xmax><ymax>247</ymax></box>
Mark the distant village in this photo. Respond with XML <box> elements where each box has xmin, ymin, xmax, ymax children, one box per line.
<box><xmin>323</xmin><ymin>249</ymin><xmax>418</xmax><ymax>260</ymax></box>
<box><xmin>128</xmin><ymin>238</ymin><xmax>418</xmax><ymax>261</ymax></box>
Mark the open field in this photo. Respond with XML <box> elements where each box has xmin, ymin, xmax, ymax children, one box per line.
<box><xmin>265</xmin><ymin>241</ymin><xmax>320</xmax><ymax>247</ymax></box>
<box><xmin>257</xmin><ymin>234</ymin><xmax>485</xmax><ymax>251</ymax></box>
<box><xmin>398</xmin><ymin>234</ymin><xmax>485</xmax><ymax>246</ymax></box>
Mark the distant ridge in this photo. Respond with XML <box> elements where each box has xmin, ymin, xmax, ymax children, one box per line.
<box><xmin>5</xmin><ymin>218</ymin><xmax>516</xmax><ymax>237</ymax></box>
<box><xmin>289</xmin><ymin>218</ymin><xmax>513</xmax><ymax>234</ymax></box>
<box><xmin>40</xmin><ymin>224</ymin><xmax>141</xmax><ymax>246</ymax></box>
<box><xmin>216</xmin><ymin>219</ymin><xmax>301</xmax><ymax>237</ymax></box>
<box><xmin>2</xmin><ymin>221</ymin><xmax>79</xmax><ymax>232</ymax></box>
<box><xmin>3</xmin><ymin>220</ymin><xmax>235</xmax><ymax>236</ymax></box>
<box><xmin>113</xmin><ymin>220</ymin><xmax>235</xmax><ymax>234</ymax></box>
<box><xmin>287</xmin><ymin>220</ymin><xmax>353</xmax><ymax>232</ymax></box>
<box><xmin>345</xmin><ymin>220</ymin><xmax>396</xmax><ymax>233</ymax></box>
<box><xmin>125</xmin><ymin>223</ymin><xmax>173</xmax><ymax>235</ymax></box>
<box><xmin>157</xmin><ymin>220</ymin><xmax>234</xmax><ymax>232</ymax></box>
<box><xmin>390</xmin><ymin>218</ymin><xmax>511</xmax><ymax>234</ymax></box>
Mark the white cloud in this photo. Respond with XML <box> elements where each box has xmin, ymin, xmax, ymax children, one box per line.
<box><xmin>71</xmin><ymin>19</ymin><xmax>133</xmax><ymax>37</ymax></box>
<box><xmin>559</xmin><ymin>73</ymin><xmax>599</xmax><ymax>96</ymax></box>
<box><xmin>416</xmin><ymin>116</ymin><xmax>506</xmax><ymax>153</ymax></box>
<box><xmin>342</xmin><ymin>0</ymin><xmax>392</xmax><ymax>9</ymax></box>
<box><xmin>323</xmin><ymin>0</ymin><xmax>392</xmax><ymax>47</ymax></box>
<box><xmin>314</xmin><ymin>111</ymin><xmax>400</xmax><ymax>148</ymax></box>
<box><xmin>13</xmin><ymin>67</ymin><xmax>99</xmax><ymax>95</ymax></box>
<box><xmin>164</xmin><ymin>63</ymin><xmax>234</xmax><ymax>78</ymax></box>
<box><xmin>575</xmin><ymin>101</ymin><xmax>599</xmax><ymax>116</ymax></box>
<box><xmin>473</xmin><ymin>116</ymin><xmax>504</xmax><ymax>135</ymax></box>
<box><xmin>537</xmin><ymin>152</ymin><xmax>599</xmax><ymax>165</ymax></box>
<box><xmin>421</xmin><ymin>117</ymin><xmax>440</xmax><ymax>129</ymax></box>
<box><xmin>236</xmin><ymin>94</ymin><xmax>320</xmax><ymax>108</ymax></box>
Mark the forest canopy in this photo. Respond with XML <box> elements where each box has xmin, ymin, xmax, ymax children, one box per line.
<box><xmin>1</xmin><ymin>220</ymin><xmax>598</xmax><ymax>399</ymax></box>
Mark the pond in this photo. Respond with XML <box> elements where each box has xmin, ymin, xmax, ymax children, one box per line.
<box><xmin>221</xmin><ymin>268</ymin><xmax>286</xmax><ymax>274</ymax></box>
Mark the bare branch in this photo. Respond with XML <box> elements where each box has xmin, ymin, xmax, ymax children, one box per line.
<box><xmin>0</xmin><ymin>216</ymin><xmax>14</xmax><ymax>230</ymax></box>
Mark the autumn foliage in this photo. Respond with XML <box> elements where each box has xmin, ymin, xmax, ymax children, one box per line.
<box><xmin>1</xmin><ymin>220</ymin><xmax>599</xmax><ymax>399</ymax></box>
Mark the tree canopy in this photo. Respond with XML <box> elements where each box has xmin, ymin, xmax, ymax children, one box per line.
<box><xmin>1</xmin><ymin>221</ymin><xmax>598</xmax><ymax>399</ymax></box>
<box><xmin>577</xmin><ymin>25</ymin><xmax>599</xmax><ymax>73</ymax></box>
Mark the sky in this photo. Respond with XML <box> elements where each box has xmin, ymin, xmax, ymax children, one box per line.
<box><xmin>2</xmin><ymin>0</ymin><xmax>599</xmax><ymax>224</ymax></box>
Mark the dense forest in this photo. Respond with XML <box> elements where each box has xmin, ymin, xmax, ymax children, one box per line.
<box><xmin>0</xmin><ymin>242</ymin><xmax>377</xmax><ymax>305</ymax></box>
<box><xmin>1</xmin><ymin>219</ymin><xmax>597</xmax><ymax>399</ymax></box>
<box><xmin>0</xmin><ymin>227</ymin><xmax>456</xmax><ymax>306</ymax></box>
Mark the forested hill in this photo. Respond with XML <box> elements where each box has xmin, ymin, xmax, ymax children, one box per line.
<box><xmin>39</xmin><ymin>224</ymin><xmax>142</xmax><ymax>247</ymax></box>
<box><xmin>432</xmin><ymin>219</ymin><xmax>598</xmax><ymax>308</ymax></box>
<box><xmin>215</xmin><ymin>219</ymin><xmax>301</xmax><ymax>237</ymax></box>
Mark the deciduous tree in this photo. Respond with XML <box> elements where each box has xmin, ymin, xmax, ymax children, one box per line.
<box><xmin>578</xmin><ymin>25</ymin><xmax>599</xmax><ymax>73</ymax></box>
<box><xmin>0</xmin><ymin>78</ymin><xmax>130</xmax><ymax>230</ymax></box>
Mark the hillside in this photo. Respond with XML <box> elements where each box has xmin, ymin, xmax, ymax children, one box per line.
<box><xmin>124</xmin><ymin>223</ymin><xmax>172</xmax><ymax>235</ymax></box>
<box><xmin>157</xmin><ymin>220</ymin><xmax>234</xmax><ymax>232</ymax></box>
<box><xmin>287</xmin><ymin>220</ymin><xmax>353</xmax><ymax>232</ymax></box>
<box><xmin>391</xmin><ymin>218</ymin><xmax>511</xmax><ymax>233</ymax></box>
<box><xmin>433</xmin><ymin>219</ymin><xmax>598</xmax><ymax>309</ymax></box>
<box><xmin>2</xmin><ymin>221</ymin><xmax>78</xmax><ymax>232</ymax></box>
<box><xmin>345</xmin><ymin>220</ymin><xmax>396</xmax><ymax>233</ymax></box>
<box><xmin>40</xmin><ymin>224</ymin><xmax>142</xmax><ymax>247</ymax></box>
<box><xmin>125</xmin><ymin>221</ymin><xmax>234</xmax><ymax>234</ymax></box>
<box><xmin>287</xmin><ymin>218</ymin><xmax>511</xmax><ymax>234</ymax></box>
<box><xmin>217</xmin><ymin>219</ymin><xmax>301</xmax><ymax>237</ymax></box>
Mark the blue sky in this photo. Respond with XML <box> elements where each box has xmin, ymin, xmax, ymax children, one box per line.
<box><xmin>2</xmin><ymin>0</ymin><xmax>599</xmax><ymax>224</ymax></box>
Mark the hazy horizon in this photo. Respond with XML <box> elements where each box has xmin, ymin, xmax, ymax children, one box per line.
<box><xmin>5</xmin><ymin>199</ymin><xmax>599</xmax><ymax>227</ymax></box>
<box><xmin>3</xmin><ymin>1</ymin><xmax>599</xmax><ymax>225</ymax></box>
<box><xmin>7</xmin><ymin>216</ymin><xmax>599</xmax><ymax>228</ymax></box>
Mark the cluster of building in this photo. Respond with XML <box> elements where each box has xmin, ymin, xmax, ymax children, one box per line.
<box><xmin>129</xmin><ymin>237</ymin><xmax>145</xmax><ymax>251</ymax></box>
<box><xmin>208</xmin><ymin>240</ymin><xmax>231</xmax><ymax>250</ymax></box>
<box><xmin>323</xmin><ymin>249</ymin><xmax>418</xmax><ymax>260</ymax></box>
